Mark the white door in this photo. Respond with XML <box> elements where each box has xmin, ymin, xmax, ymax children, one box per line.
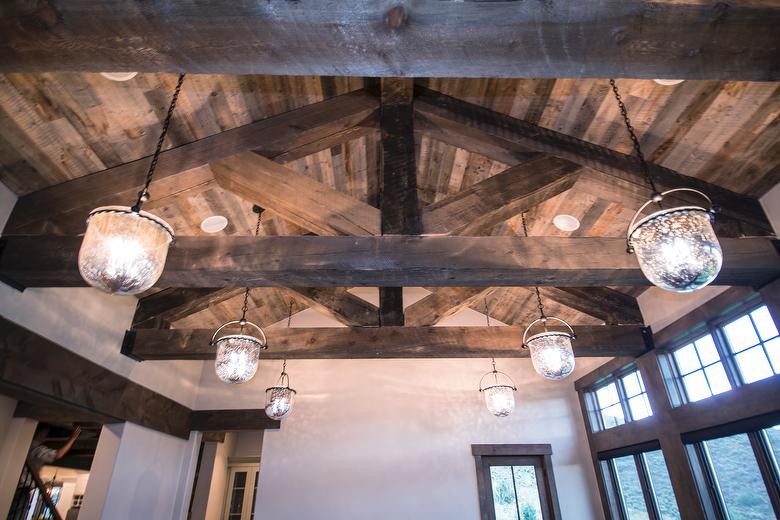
<box><xmin>222</xmin><ymin>463</ymin><xmax>259</xmax><ymax>520</ymax></box>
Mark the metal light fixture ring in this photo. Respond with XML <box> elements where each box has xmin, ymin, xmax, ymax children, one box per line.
<box><xmin>478</xmin><ymin>370</ymin><xmax>517</xmax><ymax>393</ymax></box>
<box><xmin>87</xmin><ymin>206</ymin><xmax>175</xmax><ymax>240</ymax></box>
<box><xmin>521</xmin><ymin>316</ymin><xmax>576</xmax><ymax>349</ymax></box>
<box><xmin>210</xmin><ymin>319</ymin><xmax>268</xmax><ymax>349</ymax></box>
<box><xmin>266</xmin><ymin>368</ymin><xmax>296</xmax><ymax>420</ymax></box>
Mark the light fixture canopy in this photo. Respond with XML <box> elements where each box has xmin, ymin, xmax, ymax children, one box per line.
<box><xmin>522</xmin><ymin>316</ymin><xmax>576</xmax><ymax>380</ymax></box>
<box><xmin>627</xmin><ymin>188</ymin><xmax>722</xmax><ymax>292</ymax></box>
<box><xmin>78</xmin><ymin>206</ymin><xmax>174</xmax><ymax>295</ymax></box>
<box><xmin>211</xmin><ymin>319</ymin><xmax>267</xmax><ymax>384</ymax></box>
<box><xmin>266</xmin><ymin>361</ymin><xmax>296</xmax><ymax>420</ymax></box>
<box><xmin>478</xmin><ymin>359</ymin><xmax>517</xmax><ymax>417</ymax></box>
<box><xmin>79</xmin><ymin>74</ymin><xmax>185</xmax><ymax>294</ymax></box>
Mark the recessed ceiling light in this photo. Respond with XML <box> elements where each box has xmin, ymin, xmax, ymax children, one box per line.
<box><xmin>200</xmin><ymin>215</ymin><xmax>228</xmax><ymax>233</ymax></box>
<box><xmin>553</xmin><ymin>214</ymin><xmax>580</xmax><ymax>232</ymax></box>
<box><xmin>653</xmin><ymin>79</ymin><xmax>684</xmax><ymax>86</ymax></box>
<box><xmin>100</xmin><ymin>72</ymin><xmax>138</xmax><ymax>82</ymax></box>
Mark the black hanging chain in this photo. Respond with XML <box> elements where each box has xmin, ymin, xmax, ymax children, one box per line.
<box><xmin>239</xmin><ymin>209</ymin><xmax>264</xmax><ymax>324</ymax></box>
<box><xmin>608</xmin><ymin>79</ymin><xmax>660</xmax><ymax>198</ymax></box>
<box><xmin>484</xmin><ymin>297</ymin><xmax>491</xmax><ymax>327</ymax></box>
<box><xmin>287</xmin><ymin>299</ymin><xmax>294</xmax><ymax>328</ymax></box>
<box><xmin>521</xmin><ymin>211</ymin><xmax>547</xmax><ymax>321</ymax></box>
<box><xmin>132</xmin><ymin>73</ymin><xmax>186</xmax><ymax>213</ymax></box>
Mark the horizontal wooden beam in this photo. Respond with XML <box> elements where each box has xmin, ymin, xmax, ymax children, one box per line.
<box><xmin>190</xmin><ymin>410</ymin><xmax>280</xmax><ymax>431</ymax></box>
<box><xmin>1</xmin><ymin>2</ymin><xmax>777</xmax><ymax>80</ymax></box>
<box><xmin>3</xmin><ymin>89</ymin><xmax>378</xmax><ymax>235</ymax></box>
<box><xmin>2</xmin><ymin>235</ymin><xmax>778</xmax><ymax>288</ymax></box>
<box><xmin>414</xmin><ymin>87</ymin><xmax>773</xmax><ymax>236</ymax></box>
<box><xmin>126</xmin><ymin>325</ymin><xmax>650</xmax><ymax>361</ymax></box>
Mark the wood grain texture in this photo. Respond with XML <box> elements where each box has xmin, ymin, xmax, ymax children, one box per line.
<box><xmin>212</xmin><ymin>152</ymin><xmax>381</xmax><ymax>236</ymax></box>
<box><xmin>128</xmin><ymin>325</ymin><xmax>650</xmax><ymax>360</ymax></box>
<box><xmin>285</xmin><ymin>288</ymin><xmax>378</xmax><ymax>327</ymax></box>
<box><xmin>2</xmin><ymin>235</ymin><xmax>777</xmax><ymax>288</ymax></box>
<box><xmin>190</xmin><ymin>410</ymin><xmax>281</xmax><ymax>431</ymax></box>
<box><xmin>132</xmin><ymin>288</ymin><xmax>243</xmax><ymax>329</ymax></box>
<box><xmin>404</xmin><ymin>288</ymin><xmax>491</xmax><ymax>327</ymax></box>
<box><xmin>0</xmin><ymin>2</ymin><xmax>777</xmax><ymax>80</ymax></box>
<box><xmin>414</xmin><ymin>86</ymin><xmax>773</xmax><ymax>235</ymax></box>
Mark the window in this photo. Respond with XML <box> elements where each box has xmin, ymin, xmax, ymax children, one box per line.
<box><xmin>473</xmin><ymin>445</ymin><xmax>562</xmax><ymax>520</ymax></box>
<box><xmin>722</xmin><ymin>305</ymin><xmax>780</xmax><ymax>384</ymax></box>
<box><xmin>602</xmin><ymin>450</ymin><xmax>681</xmax><ymax>520</ymax></box>
<box><xmin>666</xmin><ymin>304</ymin><xmax>780</xmax><ymax>406</ymax></box>
<box><xmin>691</xmin><ymin>428</ymin><xmax>780</xmax><ymax>520</ymax></box>
<box><xmin>223</xmin><ymin>462</ymin><xmax>259</xmax><ymax>520</ymax></box>
<box><xmin>588</xmin><ymin>369</ymin><xmax>652</xmax><ymax>432</ymax></box>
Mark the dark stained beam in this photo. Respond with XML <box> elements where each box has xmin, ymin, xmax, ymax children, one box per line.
<box><xmin>0</xmin><ymin>2</ymin><xmax>777</xmax><ymax>80</ymax></box>
<box><xmin>127</xmin><ymin>325</ymin><xmax>651</xmax><ymax>361</ymax></box>
<box><xmin>133</xmin><ymin>288</ymin><xmax>243</xmax><ymax>329</ymax></box>
<box><xmin>212</xmin><ymin>152</ymin><xmax>380</xmax><ymax>236</ymax></box>
<box><xmin>285</xmin><ymin>288</ymin><xmax>378</xmax><ymax>327</ymax></box>
<box><xmin>190</xmin><ymin>410</ymin><xmax>280</xmax><ymax>431</ymax></box>
<box><xmin>538</xmin><ymin>287</ymin><xmax>644</xmax><ymax>325</ymax></box>
<box><xmin>2</xmin><ymin>235</ymin><xmax>778</xmax><ymax>289</ymax></box>
<box><xmin>414</xmin><ymin>86</ymin><xmax>773</xmax><ymax>236</ymax></box>
<box><xmin>404</xmin><ymin>288</ymin><xmax>491</xmax><ymax>327</ymax></box>
<box><xmin>421</xmin><ymin>156</ymin><xmax>580</xmax><ymax>235</ymax></box>
<box><xmin>3</xmin><ymin>90</ymin><xmax>379</xmax><ymax>235</ymax></box>
<box><xmin>0</xmin><ymin>316</ymin><xmax>191</xmax><ymax>438</ymax></box>
<box><xmin>379</xmin><ymin>78</ymin><xmax>419</xmax><ymax>325</ymax></box>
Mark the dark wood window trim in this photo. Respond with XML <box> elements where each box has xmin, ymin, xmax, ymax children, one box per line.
<box><xmin>472</xmin><ymin>444</ymin><xmax>562</xmax><ymax>520</ymax></box>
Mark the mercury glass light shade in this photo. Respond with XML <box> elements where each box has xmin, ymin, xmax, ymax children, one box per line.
<box><xmin>629</xmin><ymin>207</ymin><xmax>722</xmax><ymax>293</ymax></box>
<box><xmin>526</xmin><ymin>332</ymin><xmax>576</xmax><ymax>380</ymax></box>
<box><xmin>479</xmin><ymin>367</ymin><xmax>517</xmax><ymax>417</ymax></box>
<box><xmin>266</xmin><ymin>385</ymin><xmax>296</xmax><ymax>420</ymax></box>
<box><xmin>211</xmin><ymin>321</ymin><xmax>267</xmax><ymax>385</ymax></box>
<box><xmin>78</xmin><ymin>206</ymin><xmax>174</xmax><ymax>295</ymax></box>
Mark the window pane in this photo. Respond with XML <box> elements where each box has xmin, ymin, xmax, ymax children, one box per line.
<box><xmin>601</xmin><ymin>403</ymin><xmax>626</xmax><ymax>429</ymax></box>
<box><xmin>628</xmin><ymin>394</ymin><xmax>652</xmax><ymax>421</ymax></box>
<box><xmin>694</xmin><ymin>335</ymin><xmax>719</xmax><ymax>366</ymax></box>
<box><xmin>724</xmin><ymin>315</ymin><xmax>760</xmax><ymax>352</ymax></box>
<box><xmin>511</xmin><ymin>466</ymin><xmax>543</xmax><ymax>520</ymax></box>
<box><xmin>734</xmin><ymin>347</ymin><xmax>774</xmax><ymax>383</ymax></box>
<box><xmin>673</xmin><ymin>344</ymin><xmax>701</xmax><ymax>375</ymax></box>
<box><xmin>622</xmin><ymin>372</ymin><xmax>642</xmax><ymax>398</ymax></box>
<box><xmin>490</xmin><ymin>466</ymin><xmax>519</xmax><ymax>520</ymax></box>
<box><xmin>765</xmin><ymin>337</ymin><xmax>780</xmax><ymax>373</ymax></box>
<box><xmin>643</xmin><ymin>451</ymin><xmax>681</xmax><ymax>520</ymax></box>
<box><xmin>751</xmin><ymin>306</ymin><xmax>778</xmax><ymax>341</ymax></box>
<box><xmin>682</xmin><ymin>370</ymin><xmax>712</xmax><ymax>402</ymax></box>
<box><xmin>703</xmin><ymin>434</ymin><xmax>774</xmax><ymax>520</ymax></box>
<box><xmin>703</xmin><ymin>363</ymin><xmax>731</xmax><ymax>395</ymax></box>
<box><xmin>763</xmin><ymin>425</ymin><xmax>780</xmax><ymax>475</ymax></box>
<box><xmin>596</xmin><ymin>382</ymin><xmax>620</xmax><ymax>407</ymax></box>
<box><xmin>613</xmin><ymin>456</ymin><xmax>650</xmax><ymax>520</ymax></box>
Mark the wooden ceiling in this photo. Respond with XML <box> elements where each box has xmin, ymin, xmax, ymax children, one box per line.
<box><xmin>0</xmin><ymin>73</ymin><xmax>778</xmax><ymax>335</ymax></box>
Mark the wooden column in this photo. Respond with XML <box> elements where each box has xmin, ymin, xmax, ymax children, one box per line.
<box><xmin>379</xmin><ymin>77</ymin><xmax>420</xmax><ymax>325</ymax></box>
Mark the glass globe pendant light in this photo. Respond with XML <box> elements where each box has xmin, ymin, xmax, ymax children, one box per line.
<box><xmin>477</xmin><ymin>300</ymin><xmax>517</xmax><ymax>416</ymax></box>
<box><xmin>610</xmin><ymin>79</ymin><xmax>722</xmax><ymax>293</ymax></box>
<box><xmin>519</xmin><ymin>212</ymin><xmax>576</xmax><ymax>380</ymax></box>
<box><xmin>211</xmin><ymin>207</ymin><xmax>268</xmax><ymax>384</ymax></box>
<box><xmin>78</xmin><ymin>74</ymin><xmax>185</xmax><ymax>295</ymax></box>
<box><xmin>266</xmin><ymin>360</ymin><xmax>296</xmax><ymax>420</ymax></box>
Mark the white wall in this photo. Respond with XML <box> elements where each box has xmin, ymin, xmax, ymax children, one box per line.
<box><xmin>80</xmin><ymin>422</ymin><xmax>200</xmax><ymax>520</ymax></box>
<box><xmin>0</xmin><ymin>395</ymin><xmax>37</xmax><ymax>518</ymax></box>
<box><xmin>0</xmin><ymin>183</ymin><xmax>203</xmax><ymax>407</ymax></box>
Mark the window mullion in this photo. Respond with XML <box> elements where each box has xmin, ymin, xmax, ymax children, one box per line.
<box><xmin>615</xmin><ymin>375</ymin><xmax>633</xmax><ymax>423</ymax></box>
<box><xmin>607</xmin><ymin>459</ymin><xmax>629</xmax><ymax>520</ymax></box>
<box><xmin>634</xmin><ymin>453</ymin><xmax>661</xmax><ymax>520</ymax></box>
<box><xmin>711</xmin><ymin>323</ymin><xmax>742</xmax><ymax>389</ymax></box>
<box><xmin>695</xmin><ymin>442</ymin><xmax>728</xmax><ymax>520</ymax></box>
<box><xmin>748</xmin><ymin>431</ymin><xmax>780</xmax><ymax>518</ymax></box>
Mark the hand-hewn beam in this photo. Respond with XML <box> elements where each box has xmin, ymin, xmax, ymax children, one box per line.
<box><xmin>126</xmin><ymin>325</ymin><xmax>650</xmax><ymax>360</ymax></box>
<box><xmin>3</xmin><ymin>236</ymin><xmax>777</xmax><ymax>289</ymax></box>
<box><xmin>379</xmin><ymin>78</ymin><xmax>419</xmax><ymax>325</ymax></box>
<box><xmin>537</xmin><ymin>287</ymin><xmax>644</xmax><ymax>325</ymax></box>
<box><xmin>1</xmin><ymin>2</ymin><xmax>777</xmax><ymax>80</ymax></box>
<box><xmin>421</xmin><ymin>156</ymin><xmax>580</xmax><ymax>235</ymax></box>
<box><xmin>190</xmin><ymin>410</ymin><xmax>281</xmax><ymax>431</ymax></box>
<box><xmin>414</xmin><ymin>87</ymin><xmax>773</xmax><ymax>236</ymax></box>
<box><xmin>212</xmin><ymin>152</ymin><xmax>381</xmax><ymax>236</ymax></box>
<box><xmin>4</xmin><ymin>89</ymin><xmax>379</xmax><ymax>235</ymax></box>
<box><xmin>133</xmin><ymin>288</ymin><xmax>243</xmax><ymax>329</ymax></box>
<box><xmin>285</xmin><ymin>288</ymin><xmax>378</xmax><ymax>327</ymax></box>
<box><xmin>404</xmin><ymin>288</ymin><xmax>492</xmax><ymax>327</ymax></box>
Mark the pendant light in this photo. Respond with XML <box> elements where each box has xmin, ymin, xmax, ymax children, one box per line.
<box><xmin>266</xmin><ymin>301</ymin><xmax>296</xmax><ymax>420</ymax></box>
<box><xmin>78</xmin><ymin>74</ymin><xmax>185</xmax><ymax>295</ymax></box>
<box><xmin>478</xmin><ymin>299</ymin><xmax>517</xmax><ymax>417</ymax></box>
<box><xmin>610</xmin><ymin>79</ymin><xmax>722</xmax><ymax>293</ymax></box>
<box><xmin>520</xmin><ymin>212</ymin><xmax>576</xmax><ymax>380</ymax></box>
<box><xmin>211</xmin><ymin>207</ymin><xmax>268</xmax><ymax>384</ymax></box>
